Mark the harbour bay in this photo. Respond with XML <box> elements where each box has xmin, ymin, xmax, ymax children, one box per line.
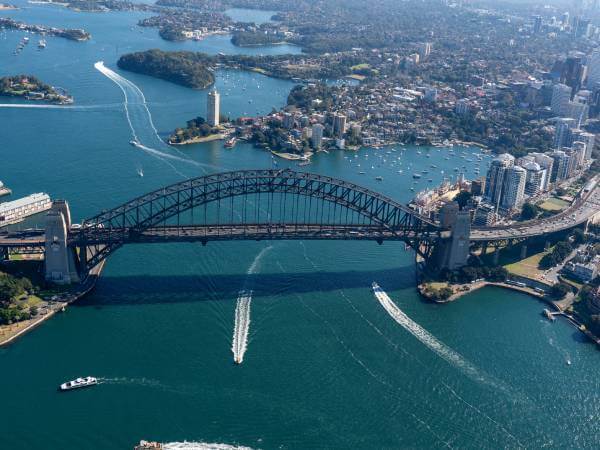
<box><xmin>1</xmin><ymin>2</ymin><xmax>600</xmax><ymax>449</ymax></box>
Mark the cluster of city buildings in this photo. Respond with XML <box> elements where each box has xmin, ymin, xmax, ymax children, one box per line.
<box><xmin>530</xmin><ymin>9</ymin><xmax>600</xmax><ymax>41</ymax></box>
<box><xmin>479</xmin><ymin>136</ymin><xmax>593</xmax><ymax>217</ymax></box>
<box><xmin>408</xmin><ymin>135</ymin><xmax>595</xmax><ymax>227</ymax></box>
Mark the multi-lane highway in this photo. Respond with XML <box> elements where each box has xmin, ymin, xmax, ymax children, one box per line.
<box><xmin>470</xmin><ymin>180</ymin><xmax>600</xmax><ymax>241</ymax></box>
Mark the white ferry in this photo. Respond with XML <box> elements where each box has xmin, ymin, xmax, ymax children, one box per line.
<box><xmin>59</xmin><ymin>376</ymin><xmax>98</xmax><ymax>391</ymax></box>
<box><xmin>0</xmin><ymin>193</ymin><xmax>51</xmax><ymax>227</ymax></box>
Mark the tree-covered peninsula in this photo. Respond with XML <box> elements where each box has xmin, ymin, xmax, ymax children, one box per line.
<box><xmin>117</xmin><ymin>49</ymin><xmax>215</xmax><ymax>89</ymax></box>
<box><xmin>117</xmin><ymin>49</ymin><xmax>358</xmax><ymax>88</ymax></box>
<box><xmin>169</xmin><ymin>116</ymin><xmax>226</xmax><ymax>145</ymax></box>
<box><xmin>231</xmin><ymin>31</ymin><xmax>286</xmax><ymax>47</ymax></box>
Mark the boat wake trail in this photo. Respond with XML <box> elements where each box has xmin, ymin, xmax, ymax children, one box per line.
<box><xmin>94</xmin><ymin>61</ymin><xmax>218</xmax><ymax>176</ymax></box>
<box><xmin>231</xmin><ymin>246</ymin><xmax>273</xmax><ymax>364</ymax></box>
<box><xmin>98</xmin><ymin>377</ymin><xmax>171</xmax><ymax>390</ymax></box>
<box><xmin>372</xmin><ymin>282</ymin><xmax>496</xmax><ymax>388</ymax></box>
<box><xmin>232</xmin><ymin>291</ymin><xmax>252</xmax><ymax>364</ymax></box>
<box><xmin>541</xmin><ymin>321</ymin><xmax>572</xmax><ymax>364</ymax></box>
<box><xmin>0</xmin><ymin>103</ymin><xmax>119</xmax><ymax>110</ymax></box>
<box><xmin>163</xmin><ymin>442</ymin><xmax>253</xmax><ymax>450</ymax></box>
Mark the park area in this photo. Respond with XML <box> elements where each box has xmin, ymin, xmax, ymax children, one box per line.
<box><xmin>504</xmin><ymin>249</ymin><xmax>552</xmax><ymax>283</ymax></box>
<box><xmin>539</xmin><ymin>197</ymin><xmax>570</xmax><ymax>212</ymax></box>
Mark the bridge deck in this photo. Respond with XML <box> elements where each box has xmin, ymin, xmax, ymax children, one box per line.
<box><xmin>75</xmin><ymin>224</ymin><xmax>440</xmax><ymax>245</ymax></box>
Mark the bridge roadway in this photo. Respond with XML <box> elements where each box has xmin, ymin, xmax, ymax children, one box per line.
<box><xmin>72</xmin><ymin>224</ymin><xmax>446</xmax><ymax>245</ymax></box>
<box><xmin>1</xmin><ymin>178</ymin><xmax>598</xmax><ymax>248</ymax></box>
<box><xmin>470</xmin><ymin>180</ymin><xmax>600</xmax><ymax>241</ymax></box>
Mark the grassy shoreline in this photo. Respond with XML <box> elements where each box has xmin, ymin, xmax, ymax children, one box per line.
<box><xmin>0</xmin><ymin>260</ymin><xmax>105</xmax><ymax>347</ymax></box>
<box><xmin>168</xmin><ymin>133</ymin><xmax>225</xmax><ymax>145</ymax></box>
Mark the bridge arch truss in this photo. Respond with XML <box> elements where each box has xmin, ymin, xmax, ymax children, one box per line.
<box><xmin>74</xmin><ymin>169</ymin><xmax>443</xmax><ymax>272</ymax></box>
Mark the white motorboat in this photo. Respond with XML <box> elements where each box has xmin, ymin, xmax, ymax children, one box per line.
<box><xmin>60</xmin><ymin>376</ymin><xmax>98</xmax><ymax>391</ymax></box>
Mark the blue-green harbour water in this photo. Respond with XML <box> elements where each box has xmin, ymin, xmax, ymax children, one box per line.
<box><xmin>1</xmin><ymin>2</ymin><xmax>600</xmax><ymax>449</ymax></box>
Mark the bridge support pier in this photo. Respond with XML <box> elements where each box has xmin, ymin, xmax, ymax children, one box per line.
<box><xmin>520</xmin><ymin>244</ymin><xmax>528</xmax><ymax>260</ymax></box>
<box><xmin>493</xmin><ymin>247</ymin><xmax>500</xmax><ymax>265</ymax></box>
<box><xmin>45</xmin><ymin>201</ymin><xmax>79</xmax><ymax>285</ymax></box>
<box><xmin>0</xmin><ymin>246</ymin><xmax>8</xmax><ymax>262</ymax></box>
<box><xmin>437</xmin><ymin>205</ymin><xmax>471</xmax><ymax>270</ymax></box>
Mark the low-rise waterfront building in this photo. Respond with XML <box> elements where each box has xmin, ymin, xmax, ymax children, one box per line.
<box><xmin>0</xmin><ymin>193</ymin><xmax>51</xmax><ymax>227</ymax></box>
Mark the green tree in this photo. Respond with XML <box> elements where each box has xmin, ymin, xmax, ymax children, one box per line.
<box><xmin>454</xmin><ymin>191</ymin><xmax>472</xmax><ymax>210</ymax></box>
<box><xmin>521</xmin><ymin>202</ymin><xmax>539</xmax><ymax>220</ymax></box>
<box><xmin>439</xmin><ymin>287</ymin><xmax>454</xmax><ymax>300</ymax></box>
<box><xmin>572</xmin><ymin>228</ymin><xmax>587</xmax><ymax>245</ymax></box>
<box><xmin>550</xmin><ymin>282</ymin><xmax>570</xmax><ymax>300</ymax></box>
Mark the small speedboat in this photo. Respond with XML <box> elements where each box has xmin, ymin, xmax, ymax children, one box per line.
<box><xmin>60</xmin><ymin>376</ymin><xmax>98</xmax><ymax>391</ymax></box>
<box><xmin>129</xmin><ymin>140</ymin><xmax>139</xmax><ymax>146</ymax></box>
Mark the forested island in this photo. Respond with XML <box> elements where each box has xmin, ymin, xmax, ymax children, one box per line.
<box><xmin>0</xmin><ymin>17</ymin><xmax>90</xmax><ymax>41</ymax></box>
<box><xmin>117</xmin><ymin>50</ymin><xmax>215</xmax><ymax>89</ymax></box>
<box><xmin>0</xmin><ymin>75</ymin><xmax>73</xmax><ymax>104</ymax></box>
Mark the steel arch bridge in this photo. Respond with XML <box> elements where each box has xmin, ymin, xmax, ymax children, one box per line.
<box><xmin>72</xmin><ymin>169</ymin><xmax>445</xmax><ymax>273</ymax></box>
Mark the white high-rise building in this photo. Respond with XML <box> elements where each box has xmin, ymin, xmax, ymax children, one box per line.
<box><xmin>484</xmin><ymin>153</ymin><xmax>514</xmax><ymax>210</ymax></box>
<box><xmin>530</xmin><ymin>153</ymin><xmax>554</xmax><ymax>190</ymax></box>
<box><xmin>551</xmin><ymin>83</ymin><xmax>571</xmax><ymax>115</ymax></box>
<box><xmin>522</xmin><ymin>161</ymin><xmax>547</xmax><ymax>197</ymax></box>
<box><xmin>550</xmin><ymin>150</ymin><xmax>571</xmax><ymax>182</ymax></box>
<box><xmin>554</xmin><ymin>117</ymin><xmax>576</xmax><ymax>148</ymax></box>
<box><xmin>332</xmin><ymin>113</ymin><xmax>347</xmax><ymax>138</ymax></box>
<box><xmin>419</xmin><ymin>42</ymin><xmax>432</xmax><ymax>60</ymax></box>
<box><xmin>566</xmin><ymin>101</ymin><xmax>588</xmax><ymax>127</ymax></box>
<box><xmin>501</xmin><ymin>166</ymin><xmax>527</xmax><ymax>210</ymax></box>
<box><xmin>582</xmin><ymin>132</ymin><xmax>596</xmax><ymax>160</ymax></box>
<box><xmin>587</xmin><ymin>49</ymin><xmax>600</xmax><ymax>89</ymax></box>
<box><xmin>207</xmin><ymin>89</ymin><xmax>220</xmax><ymax>127</ymax></box>
<box><xmin>311</xmin><ymin>124</ymin><xmax>324</xmax><ymax>149</ymax></box>
<box><xmin>572</xmin><ymin>141</ymin><xmax>587</xmax><ymax>168</ymax></box>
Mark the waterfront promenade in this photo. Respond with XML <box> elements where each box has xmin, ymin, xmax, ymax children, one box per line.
<box><xmin>0</xmin><ymin>260</ymin><xmax>104</xmax><ymax>347</ymax></box>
